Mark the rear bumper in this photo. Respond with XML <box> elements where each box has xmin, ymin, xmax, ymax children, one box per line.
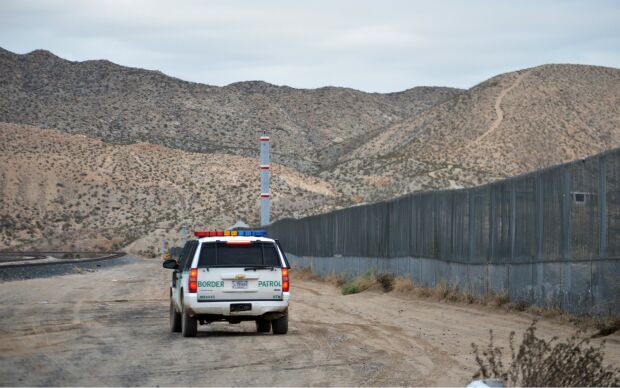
<box><xmin>184</xmin><ymin>293</ymin><xmax>289</xmax><ymax>317</ymax></box>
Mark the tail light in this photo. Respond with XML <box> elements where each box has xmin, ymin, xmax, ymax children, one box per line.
<box><xmin>282</xmin><ymin>268</ymin><xmax>289</xmax><ymax>292</ymax></box>
<box><xmin>189</xmin><ymin>268</ymin><xmax>198</xmax><ymax>293</ymax></box>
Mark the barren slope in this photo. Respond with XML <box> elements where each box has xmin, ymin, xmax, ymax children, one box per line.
<box><xmin>0</xmin><ymin>123</ymin><xmax>344</xmax><ymax>252</ymax></box>
<box><xmin>330</xmin><ymin>64</ymin><xmax>620</xmax><ymax>201</ymax></box>
<box><xmin>0</xmin><ymin>48</ymin><xmax>461</xmax><ymax>172</ymax></box>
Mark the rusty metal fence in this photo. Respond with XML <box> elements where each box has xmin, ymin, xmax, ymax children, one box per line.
<box><xmin>269</xmin><ymin>148</ymin><xmax>620</xmax><ymax>316</ymax></box>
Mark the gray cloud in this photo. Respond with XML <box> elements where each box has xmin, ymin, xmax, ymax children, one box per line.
<box><xmin>1</xmin><ymin>0</ymin><xmax>619</xmax><ymax>92</ymax></box>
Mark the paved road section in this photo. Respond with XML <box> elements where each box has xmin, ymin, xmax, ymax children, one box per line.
<box><xmin>0</xmin><ymin>257</ymin><xmax>618</xmax><ymax>386</ymax></box>
<box><xmin>0</xmin><ymin>255</ymin><xmax>135</xmax><ymax>281</ymax></box>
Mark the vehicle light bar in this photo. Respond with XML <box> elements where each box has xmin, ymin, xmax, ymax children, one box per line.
<box><xmin>193</xmin><ymin>229</ymin><xmax>267</xmax><ymax>238</ymax></box>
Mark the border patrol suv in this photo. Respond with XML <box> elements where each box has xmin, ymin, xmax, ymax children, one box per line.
<box><xmin>163</xmin><ymin>230</ymin><xmax>290</xmax><ymax>337</ymax></box>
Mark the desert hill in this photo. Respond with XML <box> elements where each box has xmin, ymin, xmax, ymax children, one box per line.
<box><xmin>0</xmin><ymin>122</ymin><xmax>343</xmax><ymax>253</ymax></box>
<box><xmin>2</xmin><ymin>48</ymin><xmax>620</xmax><ymax>250</ymax></box>
<box><xmin>0</xmin><ymin>48</ymin><xmax>461</xmax><ymax>172</ymax></box>
<box><xmin>328</xmin><ymin>64</ymin><xmax>620</xmax><ymax>201</ymax></box>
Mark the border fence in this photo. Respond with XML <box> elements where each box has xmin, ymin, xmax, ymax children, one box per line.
<box><xmin>268</xmin><ymin>148</ymin><xmax>620</xmax><ymax>316</ymax></box>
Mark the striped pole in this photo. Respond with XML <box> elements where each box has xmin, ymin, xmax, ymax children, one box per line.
<box><xmin>260</xmin><ymin>133</ymin><xmax>270</xmax><ymax>226</ymax></box>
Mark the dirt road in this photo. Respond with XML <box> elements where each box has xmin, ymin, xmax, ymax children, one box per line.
<box><xmin>0</xmin><ymin>257</ymin><xmax>618</xmax><ymax>386</ymax></box>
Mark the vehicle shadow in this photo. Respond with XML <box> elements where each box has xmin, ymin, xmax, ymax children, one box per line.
<box><xmin>195</xmin><ymin>330</ymin><xmax>270</xmax><ymax>338</ymax></box>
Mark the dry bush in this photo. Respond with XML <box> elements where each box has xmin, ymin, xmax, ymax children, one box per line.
<box><xmin>486</xmin><ymin>292</ymin><xmax>510</xmax><ymax>307</ymax></box>
<box><xmin>292</xmin><ymin>266</ymin><xmax>321</xmax><ymax>282</ymax></box>
<box><xmin>393</xmin><ymin>277</ymin><xmax>415</xmax><ymax>292</ymax></box>
<box><xmin>324</xmin><ymin>273</ymin><xmax>346</xmax><ymax>287</ymax></box>
<box><xmin>471</xmin><ymin>321</ymin><xmax>620</xmax><ymax>387</ymax></box>
<box><xmin>593</xmin><ymin>318</ymin><xmax>620</xmax><ymax>338</ymax></box>
<box><xmin>376</xmin><ymin>273</ymin><xmax>394</xmax><ymax>292</ymax></box>
<box><xmin>341</xmin><ymin>271</ymin><xmax>375</xmax><ymax>295</ymax></box>
<box><xmin>508</xmin><ymin>300</ymin><xmax>530</xmax><ymax>312</ymax></box>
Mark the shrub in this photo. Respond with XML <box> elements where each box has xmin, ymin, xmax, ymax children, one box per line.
<box><xmin>376</xmin><ymin>273</ymin><xmax>394</xmax><ymax>292</ymax></box>
<box><xmin>471</xmin><ymin>321</ymin><xmax>620</xmax><ymax>387</ymax></box>
<box><xmin>341</xmin><ymin>271</ymin><xmax>374</xmax><ymax>295</ymax></box>
<box><xmin>393</xmin><ymin>277</ymin><xmax>415</xmax><ymax>292</ymax></box>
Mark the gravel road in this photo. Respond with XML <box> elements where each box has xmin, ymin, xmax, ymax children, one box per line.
<box><xmin>0</xmin><ymin>257</ymin><xmax>618</xmax><ymax>386</ymax></box>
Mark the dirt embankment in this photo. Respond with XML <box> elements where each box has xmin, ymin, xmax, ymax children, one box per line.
<box><xmin>0</xmin><ymin>258</ymin><xmax>618</xmax><ymax>386</ymax></box>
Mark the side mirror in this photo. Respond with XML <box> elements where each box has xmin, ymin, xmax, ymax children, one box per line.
<box><xmin>162</xmin><ymin>259</ymin><xmax>178</xmax><ymax>270</ymax></box>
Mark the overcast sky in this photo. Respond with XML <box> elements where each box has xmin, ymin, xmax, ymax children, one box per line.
<box><xmin>1</xmin><ymin>0</ymin><xmax>618</xmax><ymax>92</ymax></box>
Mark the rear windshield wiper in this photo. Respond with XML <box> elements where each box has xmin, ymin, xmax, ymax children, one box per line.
<box><xmin>244</xmin><ymin>265</ymin><xmax>275</xmax><ymax>271</ymax></box>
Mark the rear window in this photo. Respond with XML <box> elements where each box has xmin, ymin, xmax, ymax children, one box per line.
<box><xmin>197</xmin><ymin>242</ymin><xmax>281</xmax><ymax>267</ymax></box>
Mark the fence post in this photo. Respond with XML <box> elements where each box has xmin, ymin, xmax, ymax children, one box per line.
<box><xmin>599</xmin><ymin>156</ymin><xmax>607</xmax><ymax>259</ymax></box>
<box><xmin>596</xmin><ymin>156</ymin><xmax>607</xmax><ymax>311</ymax></box>
<box><xmin>561</xmin><ymin>167</ymin><xmax>572</xmax><ymax>311</ymax></box>
<box><xmin>509</xmin><ymin>181</ymin><xmax>517</xmax><ymax>296</ymax></box>
<box><xmin>468</xmin><ymin>191</ymin><xmax>475</xmax><ymax>261</ymax></box>
<box><xmin>562</xmin><ymin>167</ymin><xmax>571</xmax><ymax>260</ymax></box>
<box><xmin>510</xmin><ymin>182</ymin><xmax>517</xmax><ymax>261</ymax></box>
<box><xmin>487</xmin><ymin>188</ymin><xmax>496</xmax><ymax>296</ymax></box>
<box><xmin>536</xmin><ymin>173</ymin><xmax>544</xmax><ymax>259</ymax></box>
<box><xmin>489</xmin><ymin>188</ymin><xmax>496</xmax><ymax>263</ymax></box>
<box><xmin>468</xmin><ymin>191</ymin><xmax>475</xmax><ymax>293</ymax></box>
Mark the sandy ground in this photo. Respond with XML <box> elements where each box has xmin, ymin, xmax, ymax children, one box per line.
<box><xmin>0</xmin><ymin>257</ymin><xmax>618</xmax><ymax>386</ymax></box>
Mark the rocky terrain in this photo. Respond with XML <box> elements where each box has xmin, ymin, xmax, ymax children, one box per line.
<box><xmin>0</xmin><ymin>123</ymin><xmax>341</xmax><ymax>253</ymax></box>
<box><xmin>0</xmin><ymin>48</ymin><xmax>461</xmax><ymax>173</ymax></box>
<box><xmin>328</xmin><ymin>64</ymin><xmax>620</xmax><ymax>200</ymax></box>
<box><xmin>1</xmin><ymin>47</ymin><xmax>619</xmax><ymax>251</ymax></box>
<box><xmin>348</xmin><ymin>65</ymin><xmax>620</xmax><ymax>168</ymax></box>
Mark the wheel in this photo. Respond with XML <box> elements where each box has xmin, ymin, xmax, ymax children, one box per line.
<box><xmin>272</xmin><ymin>314</ymin><xmax>288</xmax><ymax>335</ymax></box>
<box><xmin>170</xmin><ymin>300</ymin><xmax>181</xmax><ymax>333</ymax></box>
<box><xmin>181</xmin><ymin>303</ymin><xmax>197</xmax><ymax>337</ymax></box>
<box><xmin>256</xmin><ymin>318</ymin><xmax>271</xmax><ymax>333</ymax></box>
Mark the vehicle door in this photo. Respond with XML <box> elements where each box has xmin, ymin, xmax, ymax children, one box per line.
<box><xmin>171</xmin><ymin>242</ymin><xmax>189</xmax><ymax>310</ymax></box>
<box><xmin>178</xmin><ymin>240</ymin><xmax>200</xmax><ymax>306</ymax></box>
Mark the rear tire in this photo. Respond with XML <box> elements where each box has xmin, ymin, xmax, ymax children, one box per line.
<box><xmin>272</xmin><ymin>314</ymin><xmax>288</xmax><ymax>335</ymax></box>
<box><xmin>170</xmin><ymin>300</ymin><xmax>181</xmax><ymax>333</ymax></box>
<box><xmin>256</xmin><ymin>318</ymin><xmax>271</xmax><ymax>333</ymax></box>
<box><xmin>181</xmin><ymin>303</ymin><xmax>197</xmax><ymax>337</ymax></box>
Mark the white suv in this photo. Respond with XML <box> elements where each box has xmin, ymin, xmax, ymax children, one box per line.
<box><xmin>163</xmin><ymin>230</ymin><xmax>290</xmax><ymax>337</ymax></box>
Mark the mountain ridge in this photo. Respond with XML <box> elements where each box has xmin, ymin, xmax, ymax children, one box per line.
<box><xmin>2</xmin><ymin>48</ymin><xmax>620</xmax><ymax>251</ymax></box>
<box><xmin>0</xmin><ymin>47</ymin><xmax>462</xmax><ymax>173</ymax></box>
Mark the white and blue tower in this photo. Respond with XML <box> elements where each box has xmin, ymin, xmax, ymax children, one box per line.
<box><xmin>260</xmin><ymin>132</ymin><xmax>270</xmax><ymax>226</ymax></box>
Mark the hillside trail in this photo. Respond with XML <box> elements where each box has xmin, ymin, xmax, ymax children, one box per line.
<box><xmin>471</xmin><ymin>69</ymin><xmax>532</xmax><ymax>145</ymax></box>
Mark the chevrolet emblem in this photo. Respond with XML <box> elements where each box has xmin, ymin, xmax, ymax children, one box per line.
<box><xmin>234</xmin><ymin>274</ymin><xmax>246</xmax><ymax>280</ymax></box>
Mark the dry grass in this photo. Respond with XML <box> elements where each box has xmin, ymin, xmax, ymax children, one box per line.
<box><xmin>324</xmin><ymin>273</ymin><xmax>346</xmax><ymax>287</ymax></box>
<box><xmin>471</xmin><ymin>321</ymin><xmax>620</xmax><ymax>386</ymax></box>
<box><xmin>393</xmin><ymin>277</ymin><xmax>415</xmax><ymax>292</ymax></box>
<box><xmin>353</xmin><ymin>275</ymin><xmax>618</xmax><ymax>334</ymax></box>
<box><xmin>298</xmin><ymin>269</ymin><xmax>620</xmax><ymax>337</ymax></box>
<box><xmin>292</xmin><ymin>266</ymin><xmax>322</xmax><ymax>282</ymax></box>
<box><xmin>393</xmin><ymin>278</ymin><xmax>477</xmax><ymax>304</ymax></box>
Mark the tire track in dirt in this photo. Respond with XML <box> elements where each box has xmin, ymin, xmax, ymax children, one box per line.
<box><xmin>1</xmin><ymin>258</ymin><xmax>618</xmax><ymax>386</ymax></box>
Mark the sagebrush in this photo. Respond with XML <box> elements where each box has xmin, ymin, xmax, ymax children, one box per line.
<box><xmin>471</xmin><ymin>321</ymin><xmax>620</xmax><ymax>387</ymax></box>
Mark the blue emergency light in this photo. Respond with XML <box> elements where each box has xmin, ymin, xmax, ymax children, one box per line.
<box><xmin>237</xmin><ymin>230</ymin><xmax>267</xmax><ymax>237</ymax></box>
